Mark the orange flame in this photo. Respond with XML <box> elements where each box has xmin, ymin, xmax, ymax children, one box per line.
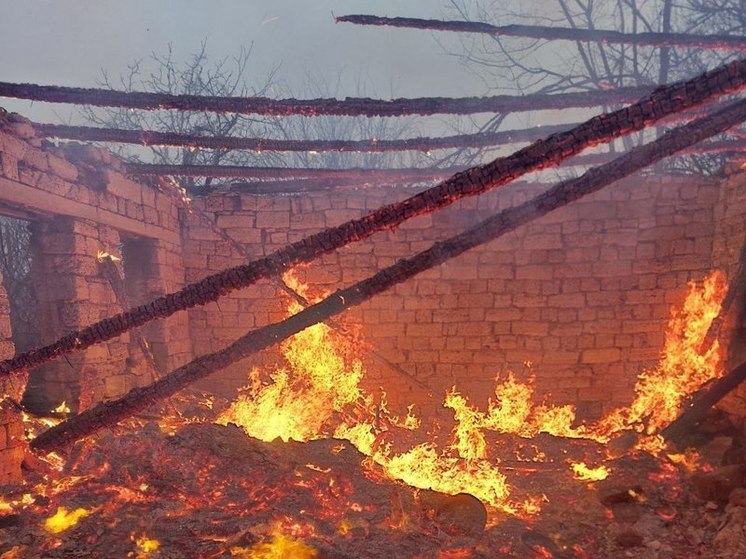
<box><xmin>571</xmin><ymin>462</ymin><xmax>610</xmax><ymax>482</ymax></box>
<box><xmin>219</xmin><ymin>270</ymin><xmax>726</xmax><ymax>519</ymax></box>
<box><xmin>232</xmin><ymin>533</ymin><xmax>318</xmax><ymax>559</ymax></box>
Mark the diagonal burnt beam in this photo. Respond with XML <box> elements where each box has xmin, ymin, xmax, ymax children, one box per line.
<box><xmin>35</xmin><ymin>121</ymin><xmax>574</xmax><ymax>153</ymax></box>
<box><xmin>3</xmin><ymin>57</ymin><xmax>746</xmax><ymax>380</ymax></box>
<box><xmin>30</xmin><ymin>94</ymin><xmax>746</xmax><ymax>452</ymax></box>
<box><xmin>0</xmin><ymin>81</ymin><xmax>652</xmax><ymax>117</ymax></box>
<box><xmin>337</xmin><ymin>14</ymin><xmax>746</xmax><ymax>51</ymax></box>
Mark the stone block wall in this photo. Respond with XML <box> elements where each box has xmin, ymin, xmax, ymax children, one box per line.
<box><xmin>3</xmin><ymin>106</ymin><xmax>746</xmax><ymax>484</ymax></box>
<box><xmin>183</xmin><ymin>172</ymin><xmax>732</xmax><ymax>421</ymax></box>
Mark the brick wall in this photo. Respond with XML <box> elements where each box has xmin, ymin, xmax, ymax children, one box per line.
<box><xmin>182</xmin><ymin>172</ymin><xmax>735</xmax><ymax>421</ymax></box>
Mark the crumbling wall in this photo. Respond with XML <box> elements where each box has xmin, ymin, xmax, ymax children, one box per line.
<box><xmin>183</xmin><ymin>172</ymin><xmax>728</xmax><ymax>420</ymax></box>
<box><xmin>0</xmin><ymin>116</ymin><xmax>189</xmax><ymax>413</ymax></box>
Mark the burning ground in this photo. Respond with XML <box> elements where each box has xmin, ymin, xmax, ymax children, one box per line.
<box><xmin>2</xmin><ymin>272</ymin><xmax>745</xmax><ymax>558</ymax></box>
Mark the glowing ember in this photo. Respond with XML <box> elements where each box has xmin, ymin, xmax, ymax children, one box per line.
<box><xmin>233</xmin><ymin>533</ymin><xmax>318</xmax><ymax>559</ymax></box>
<box><xmin>44</xmin><ymin>506</ymin><xmax>90</xmax><ymax>534</ymax></box>
<box><xmin>571</xmin><ymin>462</ymin><xmax>610</xmax><ymax>482</ymax></box>
<box><xmin>52</xmin><ymin>401</ymin><xmax>71</xmax><ymax>414</ymax></box>
<box><xmin>133</xmin><ymin>534</ymin><xmax>160</xmax><ymax>557</ymax></box>
<box><xmin>666</xmin><ymin>449</ymin><xmax>702</xmax><ymax>473</ymax></box>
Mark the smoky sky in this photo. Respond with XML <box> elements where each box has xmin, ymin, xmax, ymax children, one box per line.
<box><xmin>0</xmin><ymin>0</ymin><xmax>485</xmax><ymax>123</ymax></box>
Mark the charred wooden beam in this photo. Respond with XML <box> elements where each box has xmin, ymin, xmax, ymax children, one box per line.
<box><xmin>3</xmin><ymin>57</ymin><xmax>746</xmax><ymax>380</ymax></box>
<box><xmin>662</xmin><ymin>361</ymin><xmax>746</xmax><ymax>444</ymax></box>
<box><xmin>565</xmin><ymin>139</ymin><xmax>746</xmax><ymax>167</ymax></box>
<box><xmin>126</xmin><ymin>163</ymin><xmax>465</xmax><ymax>182</ymax></box>
<box><xmin>98</xmin><ymin>256</ymin><xmax>163</xmax><ymax>382</ymax></box>
<box><xmin>35</xmin><ymin>122</ymin><xmax>575</xmax><ymax>153</ymax></box>
<box><xmin>337</xmin><ymin>14</ymin><xmax>746</xmax><ymax>51</ymax></box>
<box><xmin>222</xmin><ymin>178</ymin><xmax>422</xmax><ymax>194</ymax></box>
<box><xmin>0</xmin><ymin>81</ymin><xmax>651</xmax><ymax>117</ymax></box>
<box><xmin>30</xmin><ymin>95</ymin><xmax>746</xmax><ymax>451</ymax></box>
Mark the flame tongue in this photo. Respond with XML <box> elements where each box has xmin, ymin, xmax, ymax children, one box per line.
<box><xmin>592</xmin><ymin>271</ymin><xmax>726</xmax><ymax>445</ymax></box>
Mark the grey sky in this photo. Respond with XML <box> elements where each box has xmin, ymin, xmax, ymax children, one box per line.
<box><xmin>0</xmin><ymin>1</ymin><xmax>482</xmax><ymax>123</ymax></box>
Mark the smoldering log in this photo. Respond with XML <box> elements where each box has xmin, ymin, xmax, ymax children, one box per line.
<box><xmin>30</xmin><ymin>95</ymin><xmax>746</xmax><ymax>452</ymax></box>
<box><xmin>700</xmin><ymin>243</ymin><xmax>746</xmax><ymax>352</ymax></box>
<box><xmin>337</xmin><ymin>14</ymin><xmax>746</xmax><ymax>51</ymax></box>
<box><xmin>3</xmin><ymin>57</ymin><xmax>746</xmax><ymax>380</ymax></box>
<box><xmin>0</xmin><ymin>81</ymin><xmax>652</xmax><ymax>117</ymax></box>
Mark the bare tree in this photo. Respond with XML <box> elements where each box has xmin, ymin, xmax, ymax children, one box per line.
<box><xmin>77</xmin><ymin>43</ymin><xmax>432</xmax><ymax>193</ymax></box>
<box><xmin>80</xmin><ymin>41</ymin><xmax>280</xmax><ymax>194</ymax></box>
<box><xmin>262</xmin><ymin>72</ymin><xmax>426</xmax><ymax>173</ymax></box>
<box><xmin>443</xmin><ymin>0</ymin><xmax>746</xmax><ymax>173</ymax></box>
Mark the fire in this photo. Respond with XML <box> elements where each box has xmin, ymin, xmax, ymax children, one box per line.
<box><xmin>218</xmin><ymin>297</ymin><xmax>363</xmax><ymax>442</ymax></box>
<box><xmin>232</xmin><ymin>533</ymin><xmax>318</xmax><ymax>559</ymax></box>
<box><xmin>571</xmin><ymin>462</ymin><xmax>610</xmax><ymax>482</ymax></box>
<box><xmin>133</xmin><ymin>534</ymin><xmax>160</xmax><ymax>557</ymax></box>
<box><xmin>667</xmin><ymin>449</ymin><xmax>702</xmax><ymax>473</ymax></box>
<box><xmin>445</xmin><ymin>372</ymin><xmax>583</xmax><ymax>453</ymax></box>
<box><xmin>95</xmin><ymin>250</ymin><xmax>120</xmax><ymax>262</ymax></box>
<box><xmin>43</xmin><ymin>506</ymin><xmax>90</xmax><ymax>534</ymax></box>
<box><xmin>218</xmin><ymin>270</ymin><xmax>726</xmax><ymax>521</ymax></box>
<box><xmin>52</xmin><ymin>401</ymin><xmax>71</xmax><ymax>414</ymax></box>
